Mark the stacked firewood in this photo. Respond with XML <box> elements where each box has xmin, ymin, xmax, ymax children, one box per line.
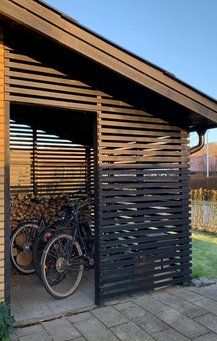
<box><xmin>10</xmin><ymin>193</ymin><xmax>93</xmax><ymax>230</ymax></box>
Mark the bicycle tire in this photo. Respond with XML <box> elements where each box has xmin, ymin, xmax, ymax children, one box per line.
<box><xmin>10</xmin><ymin>221</ymin><xmax>40</xmax><ymax>274</ymax></box>
<box><xmin>41</xmin><ymin>233</ymin><xmax>84</xmax><ymax>299</ymax></box>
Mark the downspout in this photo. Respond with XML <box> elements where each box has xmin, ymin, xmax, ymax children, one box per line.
<box><xmin>190</xmin><ymin>130</ymin><xmax>206</xmax><ymax>155</ymax></box>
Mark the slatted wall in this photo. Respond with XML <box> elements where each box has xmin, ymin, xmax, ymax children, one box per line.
<box><xmin>0</xmin><ymin>27</ymin><xmax>9</xmax><ymax>302</ymax></box>
<box><xmin>4</xmin><ymin>46</ymin><xmax>113</xmax><ymax>112</ymax></box>
<box><xmin>35</xmin><ymin>131</ymin><xmax>87</xmax><ymax>195</ymax></box>
<box><xmin>10</xmin><ymin>120</ymin><xmax>89</xmax><ymax>196</ymax></box>
<box><xmin>0</xmin><ymin>28</ymin><xmax>5</xmax><ymax>302</ymax></box>
<box><xmin>96</xmin><ymin>106</ymin><xmax>190</xmax><ymax>302</ymax></box>
<box><xmin>5</xmin><ymin>34</ymin><xmax>191</xmax><ymax>305</ymax></box>
<box><xmin>10</xmin><ymin>120</ymin><xmax>33</xmax><ymax>193</ymax></box>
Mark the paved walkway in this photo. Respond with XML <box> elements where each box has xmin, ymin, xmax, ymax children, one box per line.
<box><xmin>11</xmin><ymin>283</ymin><xmax>217</xmax><ymax>341</ymax></box>
<box><xmin>11</xmin><ymin>271</ymin><xmax>94</xmax><ymax>324</ymax></box>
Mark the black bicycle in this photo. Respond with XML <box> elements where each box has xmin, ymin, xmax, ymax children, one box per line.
<box><xmin>40</xmin><ymin>195</ymin><xmax>94</xmax><ymax>299</ymax></box>
<box><xmin>11</xmin><ymin>196</ymin><xmax>67</xmax><ymax>274</ymax></box>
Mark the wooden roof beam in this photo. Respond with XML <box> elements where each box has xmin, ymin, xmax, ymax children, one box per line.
<box><xmin>0</xmin><ymin>0</ymin><xmax>217</xmax><ymax>127</ymax></box>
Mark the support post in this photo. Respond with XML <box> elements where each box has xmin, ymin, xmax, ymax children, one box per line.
<box><xmin>85</xmin><ymin>146</ymin><xmax>91</xmax><ymax>196</ymax></box>
<box><xmin>4</xmin><ymin>101</ymin><xmax>10</xmax><ymax>303</ymax></box>
<box><xmin>32</xmin><ymin>127</ymin><xmax>37</xmax><ymax>196</ymax></box>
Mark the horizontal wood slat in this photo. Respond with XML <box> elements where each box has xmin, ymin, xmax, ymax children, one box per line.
<box><xmin>10</xmin><ymin>120</ymin><xmax>91</xmax><ymax>196</ymax></box>
<box><xmin>0</xmin><ymin>28</ymin><xmax>4</xmax><ymax>302</ymax></box>
<box><xmin>1</xmin><ymin>0</ymin><xmax>217</xmax><ymax>125</ymax></box>
<box><xmin>96</xmin><ymin>107</ymin><xmax>191</xmax><ymax>303</ymax></box>
<box><xmin>4</xmin><ymin>27</ymin><xmax>191</xmax><ymax>306</ymax></box>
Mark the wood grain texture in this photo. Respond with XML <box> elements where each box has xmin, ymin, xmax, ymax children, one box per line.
<box><xmin>0</xmin><ymin>27</ymin><xmax>4</xmax><ymax>302</ymax></box>
<box><xmin>96</xmin><ymin>106</ymin><xmax>191</xmax><ymax>303</ymax></box>
<box><xmin>0</xmin><ymin>0</ymin><xmax>217</xmax><ymax>124</ymax></box>
<box><xmin>10</xmin><ymin>120</ymin><xmax>91</xmax><ymax>196</ymax></box>
<box><xmin>4</xmin><ymin>24</ymin><xmax>192</xmax><ymax>305</ymax></box>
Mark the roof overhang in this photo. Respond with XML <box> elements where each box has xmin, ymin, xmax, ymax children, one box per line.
<box><xmin>0</xmin><ymin>0</ymin><xmax>217</xmax><ymax>131</ymax></box>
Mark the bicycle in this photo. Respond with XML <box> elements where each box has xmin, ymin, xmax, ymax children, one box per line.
<box><xmin>33</xmin><ymin>191</ymin><xmax>92</xmax><ymax>278</ymax></box>
<box><xmin>40</xmin><ymin>195</ymin><xmax>94</xmax><ymax>299</ymax></box>
<box><xmin>10</xmin><ymin>196</ymin><xmax>67</xmax><ymax>275</ymax></box>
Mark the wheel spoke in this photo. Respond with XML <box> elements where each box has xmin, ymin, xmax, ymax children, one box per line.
<box><xmin>11</xmin><ymin>223</ymin><xmax>39</xmax><ymax>274</ymax></box>
<box><xmin>41</xmin><ymin>234</ymin><xmax>83</xmax><ymax>298</ymax></box>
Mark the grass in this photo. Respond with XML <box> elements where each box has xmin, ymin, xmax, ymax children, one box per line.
<box><xmin>192</xmin><ymin>230</ymin><xmax>217</xmax><ymax>279</ymax></box>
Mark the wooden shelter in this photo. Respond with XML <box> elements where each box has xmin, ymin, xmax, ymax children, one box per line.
<box><xmin>0</xmin><ymin>0</ymin><xmax>217</xmax><ymax>306</ymax></box>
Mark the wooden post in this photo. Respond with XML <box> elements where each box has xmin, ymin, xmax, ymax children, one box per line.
<box><xmin>0</xmin><ymin>28</ymin><xmax>8</xmax><ymax>303</ymax></box>
<box><xmin>85</xmin><ymin>145</ymin><xmax>91</xmax><ymax>196</ymax></box>
<box><xmin>94</xmin><ymin>98</ymin><xmax>101</xmax><ymax>306</ymax></box>
<box><xmin>4</xmin><ymin>101</ymin><xmax>10</xmax><ymax>304</ymax></box>
<box><xmin>32</xmin><ymin>127</ymin><xmax>38</xmax><ymax>196</ymax></box>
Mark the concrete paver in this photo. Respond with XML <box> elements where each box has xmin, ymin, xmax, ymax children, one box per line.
<box><xmin>168</xmin><ymin>287</ymin><xmax>204</xmax><ymax>302</ymax></box>
<box><xmin>152</xmin><ymin>291</ymin><xmax>207</xmax><ymax>318</ymax></box>
<box><xmin>18</xmin><ymin>332</ymin><xmax>53</xmax><ymax>341</ymax></box>
<box><xmin>153</xmin><ymin>307</ymin><xmax>208</xmax><ymax>339</ymax></box>
<box><xmin>194</xmin><ymin>313</ymin><xmax>217</xmax><ymax>333</ymax></box>
<box><xmin>67</xmin><ymin>311</ymin><xmax>93</xmax><ymax>323</ymax></box>
<box><xmin>12</xmin><ymin>283</ymin><xmax>217</xmax><ymax>341</ymax></box>
<box><xmin>110</xmin><ymin>321</ymin><xmax>154</xmax><ymax>341</ymax></box>
<box><xmin>72</xmin><ymin>313</ymin><xmax>119</xmax><ymax>341</ymax></box>
<box><xmin>132</xmin><ymin>312</ymin><xmax>168</xmax><ymax>335</ymax></box>
<box><xmin>194</xmin><ymin>332</ymin><xmax>217</xmax><ymax>341</ymax></box>
<box><xmin>92</xmin><ymin>306</ymin><xmax>128</xmax><ymax>327</ymax></box>
<box><xmin>194</xmin><ymin>297</ymin><xmax>217</xmax><ymax>315</ymax></box>
<box><xmin>152</xmin><ymin>328</ymin><xmax>190</xmax><ymax>341</ymax></box>
<box><xmin>189</xmin><ymin>285</ymin><xmax>217</xmax><ymax>302</ymax></box>
<box><xmin>134</xmin><ymin>294</ymin><xmax>169</xmax><ymax>314</ymax></box>
<box><xmin>15</xmin><ymin>324</ymin><xmax>44</xmax><ymax>337</ymax></box>
<box><xmin>114</xmin><ymin>301</ymin><xmax>149</xmax><ymax>319</ymax></box>
<box><xmin>42</xmin><ymin>317</ymin><xmax>81</xmax><ymax>340</ymax></box>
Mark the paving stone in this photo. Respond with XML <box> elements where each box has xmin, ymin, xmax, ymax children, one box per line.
<box><xmin>133</xmin><ymin>295</ymin><xmax>169</xmax><ymax>314</ymax></box>
<box><xmin>10</xmin><ymin>284</ymin><xmax>217</xmax><ymax>341</ymax></box>
<box><xmin>15</xmin><ymin>324</ymin><xmax>44</xmax><ymax>337</ymax></box>
<box><xmin>114</xmin><ymin>301</ymin><xmax>148</xmax><ymax>319</ymax></box>
<box><xmin>73</xmin><ymin>314</ymin><xmax>119</xmax><ymax>341</ymax></box>
<box><xmin>154</xmin><ymin>307</ymin><xmax>208</xmax><ymax>338</ymax></box>
<box><xmin>92</xmin><ymin>305</ymin><xmax>128</xmax><ymax>327</ymax></box>
<box><xmin>194</xmin><ymin>298</ymin><xmax>217</xmax><ymax>315</ymax></box>
<box><xmin>168</xmin><ymin>287</ymin><xmax>204</xmax><ymax>302</ymax></box>
<box><xmin>67</xmin><ymin>311</ymin><xmax>93</xmax><ymax>323</ymax></box>
<box><xmin>194</xmin><ymin>313</ymin><xmax>217</xmax><ymax>333</ymax></box>
<box><xmin>18</xmin><ymin>331</ymin><xmax>53</xmax><ymax>341</ymax></box>
<box><xmin>153</xmin><ymin>328</ymin><xmax>190</xmax><ymax>341</ymax></box>
<box><xmin>42</xmin><ymin>317</ymin><xmax>81</xmax><ymax>340</ymax></box>
<box><xmin>152</xmin><ymin>292</ymin><xmax>207</xmax><ymax>318</ymax></box>
<box><xmin>189</xmin><ymin>286</ymin><xmax>217</xmax><ymax>302</ymax></box>
<box><xmin>194</xmin><ymin>332</ymin><xmax>217</xmax><ymax>341</ymax></box>
<box><xmin>111</xmin><ymin>321</ymin><xmax>154</xmax><ymax>341</ymax></box>
<box><xmin>132</xmin><ymin>312</ymin><xmax>168</xmax><ymax>335</ymax></box>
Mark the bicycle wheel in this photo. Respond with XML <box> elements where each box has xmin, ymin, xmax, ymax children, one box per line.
<box><xmin>10</xmin><ymin>222</ymin><xmax>39</xmax><ymax>274</ymax></box>
<box><xmin>41</xmin><ymin>233</ymin><xmax>84</xmax><ymax>299</ymax></box>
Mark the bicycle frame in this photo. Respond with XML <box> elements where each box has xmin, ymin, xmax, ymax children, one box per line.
<box><xmin>50</xmin><ymin>200</ymin><xmax>93</xmax><ymax>262</ymax></box>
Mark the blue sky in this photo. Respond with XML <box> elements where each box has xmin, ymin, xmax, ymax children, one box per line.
<box><xmin>46</xmin><ymin>0</ymin><xmax>217</xmax><ymax>145</ymax></box>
